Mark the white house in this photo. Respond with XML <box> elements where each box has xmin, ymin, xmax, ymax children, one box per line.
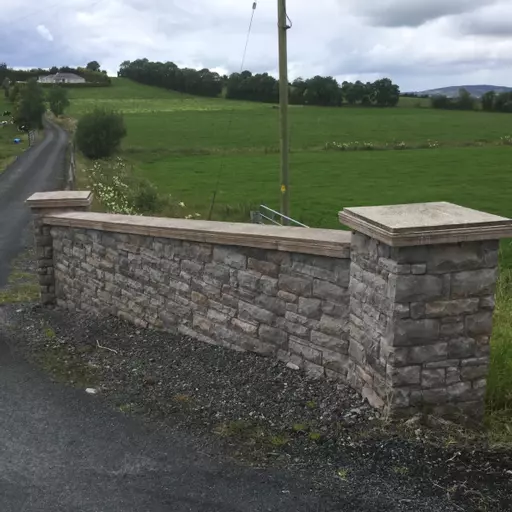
<box><xmin>38</xmin><ymin>73</ymin><xmax>86</xmax><ymax>84</ymax></box>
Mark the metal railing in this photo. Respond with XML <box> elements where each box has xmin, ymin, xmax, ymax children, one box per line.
<box><xmin>251</xmin><ymin>204</ymin><xmax>308</xmax><ymax>228</ymax></box>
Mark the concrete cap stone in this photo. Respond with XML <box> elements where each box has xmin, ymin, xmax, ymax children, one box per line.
<box><xmin>26</xmin><ymin>191</ymin><xmax>93</xmax><ymax>209</ymax></box>
<box><xmin>339</xmin><ymin>202</ymin><xmax>512</xmax><ymax>246</ymax></box>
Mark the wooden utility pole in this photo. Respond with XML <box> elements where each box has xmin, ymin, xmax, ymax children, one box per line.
<box><xmin>277</xmin><ymin>0</ymin><xmax>290</xmax><ymax>220</ymax></box>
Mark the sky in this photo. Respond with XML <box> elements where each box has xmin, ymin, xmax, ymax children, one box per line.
<box><xmin>1</xmin><ymin>0</ymin><xmax>512</xmax><ymax>91</ymax></box>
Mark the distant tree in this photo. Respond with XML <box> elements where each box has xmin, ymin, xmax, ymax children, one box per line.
<box><xmin>86</xmin><ymin>61</ymin><xmax>101</xmax><ymax>72</ymax></box>
<box><xmin>1</xmin><ymin>77</ymin><xmax>10</xmax><ymax>98</ymax></box>
<box><xmin>494</xmin><ymin>92</ymin><xmax>512</xmax><ymax>113</ymax></box>
<box><xmin>47</xmin><ymin>86</ymin><xmax>70</xmax><ymax>116</ymax></box>
<box><xmin>481</xmin><ymin>91</ymin><xmax>495</xmax><ymax>112</ymax></box>
<box><xmin>75</xmin><ymin>109</ymin><xmax>127</xmax><ymax>159</ymax></box>
<box><xmin>373</xmin><ymin>78</ymin><xmax>400</xmax><ymax>107</ymax></box>
<box><xmin>455</xmin><ymin>88</ymin><xmax>476</xmax><ymax>110</ymax></box>
<box><xmin>14</xmin><ymin>78</ymin><xmax>46</xmax><ymax>130</ymax></box>
<box><xmin>49</xmin><ymin>66</ymin><xmax>59</xmax><ymax>74</ymax></box>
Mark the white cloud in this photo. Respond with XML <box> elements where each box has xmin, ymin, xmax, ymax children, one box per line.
<box><xmin>0</xmin><ymin>1</ymin><xmax>511</xmax><ymax>90</ymax></box>
<box><xmin>36</xmin><ymin>24</ymin><xmax>53</xmax><ymax>42</ymax></box>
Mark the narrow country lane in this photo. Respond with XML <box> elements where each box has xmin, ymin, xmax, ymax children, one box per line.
<box><xmin>0</xmin><ymin>117</ymin><xmax>68</xmax><ymax>285</ymax></box>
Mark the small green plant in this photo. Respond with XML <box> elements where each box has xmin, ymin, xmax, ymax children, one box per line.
<box><xmin>270</xmin><ymin>435</ymin><xmax>289</xmax><ymax>447</ymax></box>
<box><xmin>337</xmin><ymin>468</ymin><xmax>349</xmax><ymax>481</ymax></box>
<box><xmin>305</xmin><ymin>400</ymin><xmax>317</xmax><ymax>409</ymax></box>
<box><xmin>292</xmin><ymin>423</ymin><xmax>308</xmax><ymax>433</ymax></box>
<box><xmin>309</xmin><ymin>431</ymin><xmax>322</xmax><ymax>442</ymax></box>
<box><xmin>44</xmin><ymin>327</ymin><xmax>56</xmax><ymax>340</ymax></box>
<box><xmin>392</xmin><ymin>466</ymin><xmax>409</xmax><ymax>476</ymax></box>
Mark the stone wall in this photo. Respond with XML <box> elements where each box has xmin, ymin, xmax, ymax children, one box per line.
<box><xmin>348</xmin><ymin>232</ymin><xmax>498</xmax><ymax>418</ymax></box>
<box><xmin>28</xmin><ymin>193</ymin><xmax>512</xmax><ymax>421</ymax></box>
<box><xmin>50</xmin><ymin>227</ymin><xmax>352</xmax><ymax>379</ymax></box>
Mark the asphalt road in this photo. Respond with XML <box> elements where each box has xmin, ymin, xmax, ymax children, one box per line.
<box><xmin>0</xmin><ymin>118</ymin><xmax>67</xmax><ymax>286</ymax></box>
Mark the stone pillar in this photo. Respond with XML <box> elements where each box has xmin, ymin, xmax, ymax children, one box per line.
<box><xmin>340</xmin><ymin>202</ymin><xmax>512</xmax><ymax>419</ymax></box>
<box><xmin>26</xmin><ymin>191</ymin><xmax>93</xmax><ymax>305</ymax></box>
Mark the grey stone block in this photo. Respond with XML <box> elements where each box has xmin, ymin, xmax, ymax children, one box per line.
<box><xmin>451</xmin><ymin>268</ymin><xmax>498</xmax><ymax>298</ymax></box>
<box><xmin>479</xmin><ymin>295</ymin><xmax>495</xmax><ymax>310</ymax></box>
<box><xmin>321</xmin><ymin>348</ymin><xmax>349</xmax><ymax>373</ymax></box>
<box><xmin>448</xmin><ymin>338</ymin><xmax>476</xmax><ymax>359</ymax></box>
<box><xmin>378</xmin><ymin>258</ymin><xmax>411</xmax><ymax>275</ymax></box>
<box><xmin>284</xmin><ymin>321</ymin><xmax>310</xmax><ymax>338</ymax></box>
<box><xmin>425</xmin><ymin>298</ymin><xmax>479</xmax><ymax>318</ymax></box>
<box><xmin>394</xmin><ymin>318</ymin><xmax>440</xmax><ymax>346</ymax></box>
<box><xmin>446</xmin><ymin>382</ymin><xmax>472</xmax><ymax>401</ymax></box>
<box><xmin>259</xmin><ymin>324</ymin><xmax>288</xmax><ymax>348</ymax></box>
<box><xmin>410</xmin><ymin>302</ymin><xmax>425</xmax><ymax>319</ymax></box>
<box><xmin>277</xmin><ymin>290</ymin><xmax>297</xmax><ymax>303</ymax></box>
<box><xmin>298</xmin><ymin>297</ymin><xmax>322</xmax><ymax>319</ymax></box>
<box><xmin>289</xmin><ymin>337</ymin><xmax>322</xmax><ymax>365</ymax></box>
<box><xmin>248</xmin><ymin>258</ymin><xmax>279</xmax><ymax>277</ymax></box>
<box><xmin>213</xmin><ymin>246</ymin><xmax>247</xmax><ymax>269</ymax></box>
<box><xmin>411</xmin><ymin>263</ymin><xmax>427</xmax><ymax>275</ymax></box>
<box><xmin>388</xmin><ymin>365</ymin><xmax>421</xmax><ymax>386</ymax></box>
<box><xmin>238</xmin><ymin>270</ymin><xmax>262</xmax><ymax>291</ymax></box>
<box><xmin>239</xmin><ymin>302</ymin><xmax>275</xmax><ymax>325</ymax></box>
<box><xmin>259</xmin><ymin>275</ymin><xmax>278</xmax><ymax>296</ymax></box>
<box><xmin>255</xmin><ymin>295</ymin><xmax>286</xmax><ymax>316</ymax></box>
<box><xmin>231</xmin><ymin>318</ymin><xmax>258</xmax><ymax>336</ymax></box>
<box><xmin>408</xmin><ymin>342</ymin><xmax>447</xmax><ymax>364</ymax></box>
<box><xmin>466</xmin><ymin>311</ymin><xmax>493</xmax><ymax>336</ymax></box>
<box><xmin>319</xmin><ymin>314</ymin><xmax>347</xmax><ymax>337</ymax></box>
<box><xmin>279</xmin><ymin>274</ymin><xmax>312</xmax><ymax>296</ymax></box>
<box><xmin>421</xmin><ymin>368</ymin><xmax>446</xmax><ymax>388</ymax></box>
<box><xmin>422</xmin><ymin>387</ymin><xmax>448</xmax><ymax>405</ymax></box>
<box><xmin>460</xmin><ymin>365</ymin><xmax>488</xmax><ymax>380</ymax></box>
<box><xmin>446</xmin><ymin>367</ymin><xmax>461</xmax><ymax>384</ymax></box>
<box><xmin>310</xmin><ymin>330</ymin><xmax>348</xmax><ymax>353</ymax></box>
<box><xmin>312</xmin><ymin>279</ymin><xmax>348</xmax><ymax>302</ymax></box>
<box><xmin>390</xmin><ymin>274</ymin><xmax>444</xmax><ymax>303</ymax></box>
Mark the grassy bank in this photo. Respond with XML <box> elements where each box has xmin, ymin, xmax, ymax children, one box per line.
<box><xmin>0</xmin><ymin>98</ymin><xmax>30</xmax><ymax>171</ymax></box>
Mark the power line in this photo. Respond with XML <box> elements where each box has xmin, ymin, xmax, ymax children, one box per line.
<box><xmin>207</xmin><ymin>1</ymin><xmax>258</xmax><ymax>220</ymax></box>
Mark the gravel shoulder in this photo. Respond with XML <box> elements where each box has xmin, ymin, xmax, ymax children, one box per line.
<box><xmin>1</xmin><ymin>296</ymin><xmax>511</xmax><ymax>511</ymax></box>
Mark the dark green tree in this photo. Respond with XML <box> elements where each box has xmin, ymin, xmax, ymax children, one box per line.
<box><xmin>86</xmin><ymin>61</ymin><xmax>101</xmax><ymax>72</ymax></box>
<box><xmin>14</xmin><ymin>78</ymin><xmax>46</xmax><ymax>129</ymax></box>
<box><xmin>481</xmin><ymin>91</ymin><xmax>495</xmax><ymax>112</ymax></box>
<box><xmin>47</xmin><ymin>86</ymin><xmax>70</xmax><ymax>116</ymax></box>
<box><xmin>75</xmin><ymin>108</ymin><xmax>127</xmax><ymax>159</ymax></box>
<box><xmin>455</xmin><ymin>88</ymin><xmax>476</xmax><ymax>110</ymax></box>
<box><xmin>373</xmin><ymin>78</ymin><xmax>400</xmax><ymax>107</ymax></box>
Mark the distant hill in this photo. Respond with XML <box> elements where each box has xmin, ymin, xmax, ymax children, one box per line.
<box><xmin>413</xmin><ymin>85</ymin><xmax>512</xmax><ymax>98</ymax></box>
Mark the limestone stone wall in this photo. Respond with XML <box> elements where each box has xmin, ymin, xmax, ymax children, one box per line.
<box><xmin>348</xmin><ymin>232</ymin><xmax>498</xmax><ymax>418</ymax></box>
<box><xmin>50</xmin><ymin>227</ymin><xmax>352</xmax><ymax>379</ymax></box>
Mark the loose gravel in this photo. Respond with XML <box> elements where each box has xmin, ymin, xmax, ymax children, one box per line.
<box><xmin>2</xmin><ymin>304</ymin><xmax>511</xmax><ymax>511</ymax></box>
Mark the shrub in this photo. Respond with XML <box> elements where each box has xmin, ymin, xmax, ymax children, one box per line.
<box><xmin>76</xmin><ymin>109</ymin><xmax>126</xmax><ymax>159</ymax></box>
<box><xmin>47</xmin><ymin>86</ymin><xmax>70</xmax><ymax>116</ymax></box>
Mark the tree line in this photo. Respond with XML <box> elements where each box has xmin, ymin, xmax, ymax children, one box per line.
<box><xmin>118</xmin><ymin>59</ymin><xmax>401</xmax><ymax>107</ymax></box>
<box><xmin>0</xmin><ymin>62</ymin><xmax>111</xmax><ymax>85</ymax></box>
<box><xmin>431</xmin><ymin>88</ymin><xmax>512</xmax><ymax>113</ymax></box>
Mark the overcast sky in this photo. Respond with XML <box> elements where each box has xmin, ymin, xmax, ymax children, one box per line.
<box><xmin>1</xmin><ymin>0</ymin><xmax>512</xmax><ymax>91</ymax></box>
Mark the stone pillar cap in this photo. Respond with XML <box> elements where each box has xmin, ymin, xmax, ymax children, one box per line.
<box><xmin>26</xmin><ymin>191</ymin><xmax>93</xmax><ymax>209</ymax></box>
<box><xmin>339</xmin><ymin>202</ymin><xmax>512</xmax><ymax>246</ymax></box>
